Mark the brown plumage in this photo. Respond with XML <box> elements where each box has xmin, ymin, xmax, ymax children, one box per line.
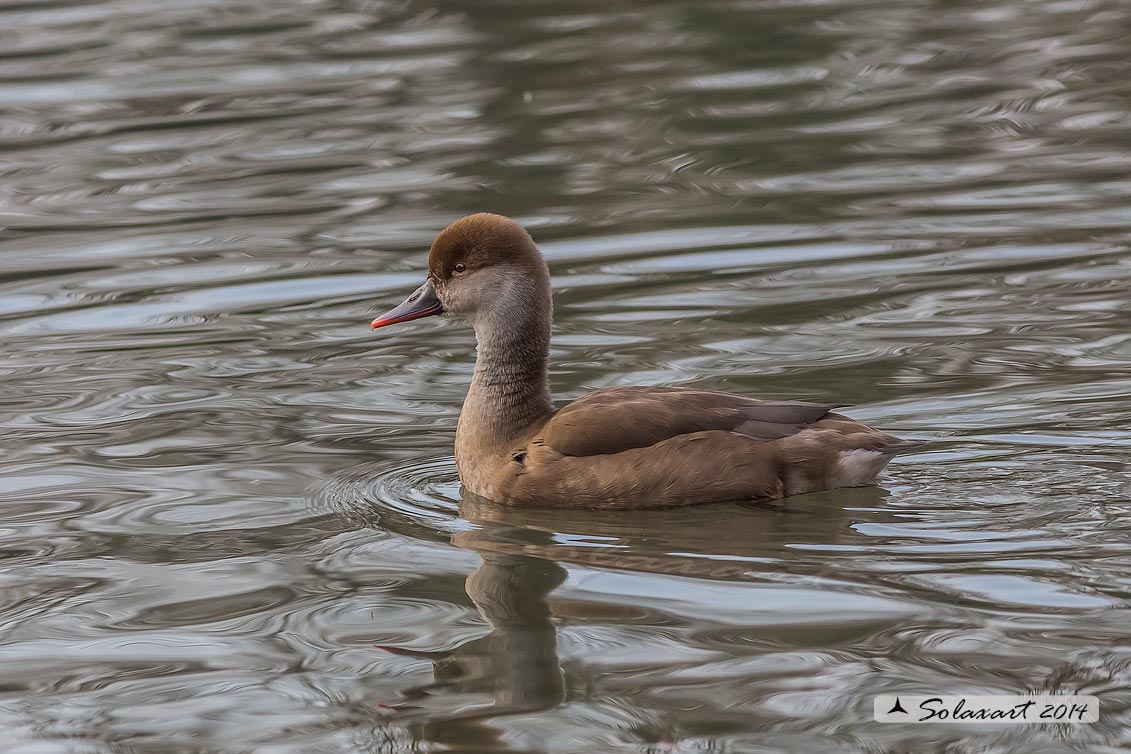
<box><xmin>371</xmin><ymin>213</ymin><xmax>921</xmax><ymax>509</ymax></box>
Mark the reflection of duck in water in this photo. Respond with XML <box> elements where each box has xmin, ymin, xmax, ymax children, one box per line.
<box><xmin>376</xmin><ymin>547</ymin><xmax>565</xmax><ymax>748</ymax></box>
<box><xmin>454</xmin><ymin>488</ymin><xmax>868</xmax><ymax>581</ymax></box>
<box><xmin>375</xmin><ymin>489</ymin><xmax>870</xmax><ymax>747</ymax></box>
<box><xmin>370</xmin><ymin>213</ymin><xmax>921</xmax><ymax>509</ymax></box>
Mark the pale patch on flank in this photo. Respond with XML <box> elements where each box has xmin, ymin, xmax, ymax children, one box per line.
<box><xmin>834</xmin><ymin>449</ymin><xmax>890</xmax><ymax>487</ymax></box>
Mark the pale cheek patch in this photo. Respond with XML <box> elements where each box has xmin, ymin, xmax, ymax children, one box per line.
<box><xmin>445</xmin><ymin>266</ymin><xmax>529</xmax><ymax>318</ymax></box>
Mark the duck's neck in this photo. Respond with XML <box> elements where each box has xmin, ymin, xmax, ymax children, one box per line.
<box><xmin>456</xmin><ymin>285</ymin><xmax>553</xmax><ymax>462</ymax></box>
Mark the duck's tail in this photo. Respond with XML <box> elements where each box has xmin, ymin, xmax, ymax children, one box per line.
<box><xmin>878</xmin><ymin>437</ymin><xmax>928</xmax><ymax>455</ymax></box>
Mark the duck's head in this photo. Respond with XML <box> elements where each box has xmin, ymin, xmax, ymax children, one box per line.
<box><xmin>371</xmin><ymin>213</ymin><xmax>550</xmax><ymax>331</ymax></box>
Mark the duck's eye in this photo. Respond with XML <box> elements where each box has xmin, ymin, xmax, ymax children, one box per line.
<box><xmin>454</xmin><ymin>263</ymin><xmax>466</xmax><ymax>273</ymax></box>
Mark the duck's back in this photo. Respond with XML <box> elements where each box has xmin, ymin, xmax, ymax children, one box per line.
<box><xmin>496</xmin><ymin>386</ymin><xmax>917</xmax><ymax>509</ymax></box>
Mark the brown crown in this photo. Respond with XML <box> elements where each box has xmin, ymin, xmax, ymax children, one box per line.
<box><xmin>428</xmin><ymin>213</ymin><xmax>540</xmax><ymax>280</ymax></box>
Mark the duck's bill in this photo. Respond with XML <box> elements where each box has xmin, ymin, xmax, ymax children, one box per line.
<box><xmin>371</xmin><ymin>279</ymin><xmax>443</xmax><ymax>330</ymax></box>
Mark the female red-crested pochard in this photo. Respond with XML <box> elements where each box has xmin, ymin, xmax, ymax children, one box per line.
<box><xmin>371</xmin><ymin>213</ymin><xmax>920</xmax><ymax>509</ymax></box>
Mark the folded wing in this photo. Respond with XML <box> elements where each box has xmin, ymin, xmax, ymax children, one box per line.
<box><xmin>538</xmin><ymin>386</ymin><xmax>839</xmax><ymax>457</ymax></box>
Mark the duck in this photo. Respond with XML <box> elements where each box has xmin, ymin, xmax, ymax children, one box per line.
<box><xmin>371</xmin><ymin>213</ymin><xmax>920</xmax><ymax>509</ymax></box>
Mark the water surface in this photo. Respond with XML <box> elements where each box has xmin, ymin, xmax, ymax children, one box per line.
<box><xmin>2</xmin><ymin>0</ymin><xmax>1130</xmax><ymax>752</ymax></box>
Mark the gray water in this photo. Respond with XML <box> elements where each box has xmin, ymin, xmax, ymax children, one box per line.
<box><xmin>2</xmin><ymin>0</ymin><xmax>1130</xmax><ymax>752</ymax></box>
